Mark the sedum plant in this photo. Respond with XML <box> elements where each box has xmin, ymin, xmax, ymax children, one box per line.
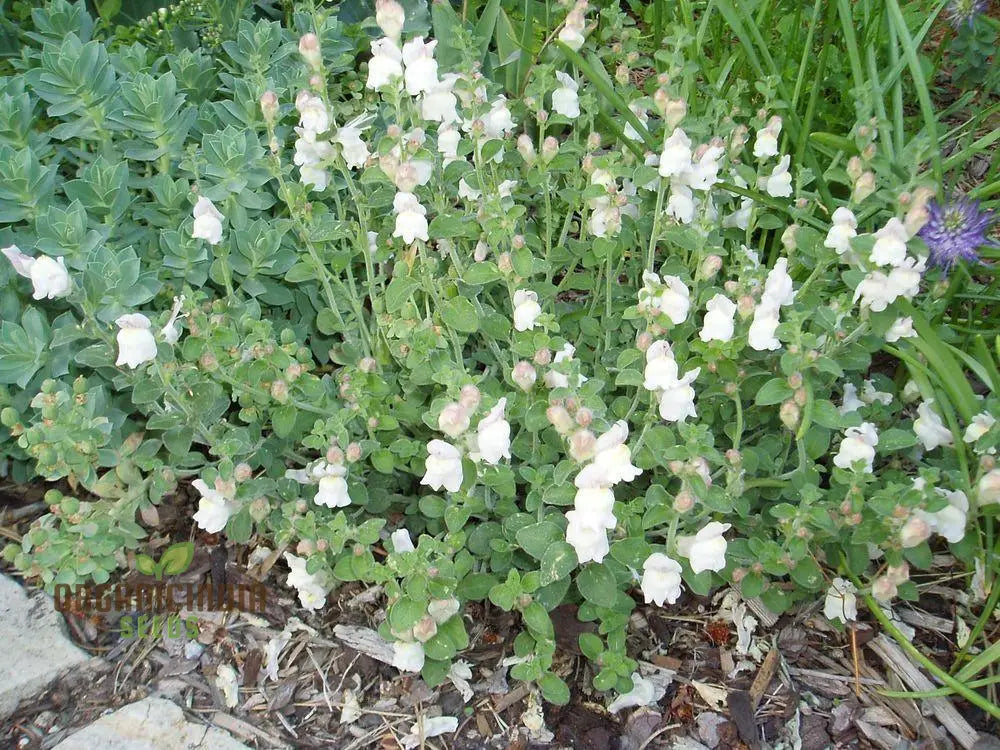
<box><xmin>1</xmin><ymin>0</ymin><xmax>998</xmax><ymax>705</ymax></box>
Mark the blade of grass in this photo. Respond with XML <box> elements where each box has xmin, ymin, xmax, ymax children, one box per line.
<box><xmin>475</xmin><ymin>0</ymin><xmax>502</xmax><ymax>59</ymax></box>
<box><xmin>973</xmin><ymin>334</ymin><xmax>1000</xmax><ymax>393</ymax></box>
<box><xmin>896</xmin><ymin>300</ymin><xmax>978</xmax><ymax>421</ymax></box>
<box><xmin>557</xmin><ymin>42</ymin><xmax>657</xmax><ymax>151</ymax></box>
<box><xmin>859</xmin><ymin>589</ymin><xmax>1000</xmax><ymax>721</ymax></box>
<box><xmin>514</xmin><ymin>0</ymin><xmax>534</xmax><ymax>92</ymax></box>
<box><xmin>951</xmin><ymin>574</ymin><xmax>1000</xmax><ymax>676</ymax></box>
<box><xmin>956</xmin><ymin>637</ymin><xmax>1000</xmax><ymax>683</ymax></box>
<box><xmin>885</xmin><ymin>0</ymin><xmax>944</xmax><ymax>187</ymax></box>
<box><xmin>837</xmin><ymin>0</ymin><xmax>872</xmax><ymax>119</ymax></box>
<box><xmin>879</xmin><ymin>672</ymin><xmax>1000</xmax><ymax>699</ymax></box>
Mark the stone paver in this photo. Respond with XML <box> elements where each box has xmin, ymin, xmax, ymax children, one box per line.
<box><xmin>0</xmin><ymin>573</ymin><xmax>93</xmax><ymax>719</ymax></box>
<box><xmin>54</xmin><ymin>697</ymin><xmax>251</xmax><ymax>750</ymax></box>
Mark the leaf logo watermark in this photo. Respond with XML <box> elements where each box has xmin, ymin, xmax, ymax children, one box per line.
<box><xmin>134</xmin><ymin>541</ymin><xmax>194</xmax><ymax>581</ymax></box>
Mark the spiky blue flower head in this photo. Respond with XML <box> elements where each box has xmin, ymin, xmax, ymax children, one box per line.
<box><xmin>918</xmin><ymin>196</ymin><xmax>996</xmax><ymax>269</ymax></box>
<box><xmin>948</xmin><ymin>0</ymin><xmax>989</xmax><ymax>29</ymax></box>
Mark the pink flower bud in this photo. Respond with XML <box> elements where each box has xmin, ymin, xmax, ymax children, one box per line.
<box><xmin>271</xmin><ymin>379</ymin><xmax>289</xmax><ymax>403</ymax></box>
<box><xmin>673</xmin><ymin>490</ymin><xmax>694</xmax><ymax>512</ymax></box>
<box><xmin>663</xmin><ymin>98</ymin><xmax>687</xmax><ymax>129</ymax></box>
<box><xmin>547</xmin><ymin>405</ymin><xmax>573</xmax><ymax>434</ymax></box>
<box><xmin>569</xmin><ymin>429</ymin><xmax>597</xmax><ymax>462</ymax></box>
<box><xmin>299</xmin><ymin>33</ymin><xmax>322</xmax><ymax>69</ymax></box>
<box><xmin>234</xmin><ymin>463</ymin><xmax>253</xmax><ymax>482</ymax></box>
<box><xmin>780</xmin><ymin>401</ymin><xmax>800</xmax><ymax>430</ymax></box>
<box><xmin>438</xmin><ymin>402</ymin><xmax>470</xmax><ymax>437</ymax></box>
<box><xmin>575</xmin><ymin>407</ymin><xmax>593</xmax><ymax>427</ymax></box>
<box><xmin>699</xmin><ymin>255</ymin><xmax>722</xmax><ymax>280</ymax></box>
<box><xmin>900</xmin><ymin>516</ymin><xmax>931</xmax><ymax>548</ymax></box>
<box><xmin>512</xmin><ymin>361</ymin><xmax>537</xmax><ymax>391</ymax></box>
<box><xmin>375</xmin><ymin>0</ymin><xmax>405</xmax><ymax>39</ymax></box>
<box><xmin>852</xmin><ymin>172</ymin><xmax>876</xmax><ymax>203</ymax></box>
<box><xmin>846</xmin><ymin>156</ymin><xmax>864</xmax><ymax>181</ymax></box>
<box><xmin>346</xmin><ymin>443</ymin><xmax>362</xmax><ymax>462</ymax></box>
<box><xmin>533</xmin><ymin>348</ymin><xmax>552</xmax><ymax>366</ymax></box>
<box><xmin>459</xmin><ymin>384</ymin><xmax>481</xmax><ymax>410</ymax></box>
<box><xmin>871</xmin><ymin>575</ymin><xmax>897</xmax><ymax>602</ymax></box>
<box><xmin>542</xmin><ymin>136</ymin><xmax>559</xmax><ymax>161</ymax></box>
<box><xmin>517</xmin><ymin>133</ymin><xmax>536</xmax><ymax>164</ymax></box>
<box><xmin>259</xmin><ymin>91</ymin><xmax>279</xmax><ymax>122</ymax></box>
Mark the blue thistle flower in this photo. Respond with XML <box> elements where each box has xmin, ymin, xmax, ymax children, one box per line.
<box><xmin>947</xmin><ymin>0</ymin><xmax>989</xmax><ymax>29</ymax></box>
<box><xmin>918</xmin><ymin>196</ymin><xmax>997</xmax><ymax>269</ymax></box>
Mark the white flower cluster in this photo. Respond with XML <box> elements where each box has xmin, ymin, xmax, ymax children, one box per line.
<box><xmin>566</xmin><ymin>421</ymin><xmax>641</xmax><ymax>563</ymax></box>
<box><xmin>286</xmin><ymin>457</ymin><xmax>354</xmax><ymax>508</ymax></box>
<box><xmin>420</xmin><ymin>386</ymin><xmax>511</xmax><ymax>493</ymax></box>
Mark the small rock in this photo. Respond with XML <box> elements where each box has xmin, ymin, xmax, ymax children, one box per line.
<box><xmin>0</xmin><ymin>574</ymin><xmax>94</xmax><ymax>719</ymax></box>
<box><xmin>696</xmin><ymin>712</ymin><xmax>728</xmax><ymax>748</ymax></box>
<box><xmin>53</xmin><ymin>697</ymin><xmax>250</xmax><ymax>749</ymax></box>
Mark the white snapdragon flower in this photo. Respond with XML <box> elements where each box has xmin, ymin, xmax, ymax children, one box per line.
<box><xmin>747</xmin><ymin>300</ymin><xmax>781</xmax><ymax>351</ymax></box>
<box><xmin>572</xmin><ymin>486</ymin><xmax>617</xmax><ymax>528</ymax></box>
<box><xmin>978</xmin><ymin>470</ymin><xmax>1000</xmax><ymax>505</ymax></box>
<box><xmin>334</xmin><ymin>115</ymin><xmax>373</xmax><ymax>169</ymax></box>
<box><xmin>853</xmin><ymin>270</ymin><xmax>896</xmax><ymax>312</ymax></box>
<box><xmin>916</xmin><ymin>488</ymin><xmax>968</xmax><ymax>544</ymax></box>
<box><xmin>666</xmin><ymin>182</ymin><xmax>695</xmax><ymax>223</ymax></box>
<box><xmin>394</xmin><ymin>160</ymin><xmax>433</xmax><ymax>192</ymax></box>
<box><xmin>964</xmin><ymin>412</ymin><xmax>996</xmax><ymax>443</ymax></box>
<box><xmin>637</xmin><ymin>271</ymin><xmax>663</xmax><ymax>313</ymax></box>
<box><xmin>295</xmin><ymin>91</ymin><xmax>330</xmax><ymax>134</ymax></box>
<box><xmin>161</xmin><ymin>296</ymin><xmax>185</xmax><ymax>345</ymax></box>
<box><xmin>498</xmin><ymin>179</ymin><xmax>518</xmax><ymax>199</ymax></box>
<box><xmin>834</xmin><ymin>422</ymin><xmax>879</xmax><ymax>472</ymax></box>
<box><xmin>284</xmin><ymin>552</ymin><xmax>329</xmax><ymax>610</ymax></box>
<box><xmin>677</xmin><ymin>522</ymin><xmax>730</xmax><ymax>574</ymax></box>
<box><xmin>544</xmin><ymin>343</ymin><xmax>586</xmax><ymax>389</ymax></box>
<box><xmin>314</xmin><ymin>464</ymin><xmax>352</xmax><ymax>508</ymax></box>
<box><xmin>589</xmin><ymin>201</ymin><xmax>621</xmax><ymax>238</ymax></box>
<box><xmin>764</xmin><ymin>257</ymin><xmax>796</xmax><ymax>306</ymax></box>
<box><xmin>392</xmin><ymin>192</ymin><xmax>429</xmax><ymax>243</ymax></box>
<box><xmin>192</xmin><ymin>197</ymin><xmax>224</xmax><ymax>244</ymax></box>
<box><xmin>700</xmin><ymin>293</ymin><xmax>737</xmax><ymax>343</ymax></box>
<box><xmin>839</xmin><ymin>383</ymin><xmax>864</xmax><ymax>415</ymax></box>
<box><xmin>391</xmin><ymin>528</ymin><xmax>416</xmax><ymax>552</ymax></box>
<box><xmin>824</xmin><ymin>207</ymin><xmax>858</xmax><ymax>255</ymax></box>
<box><xmin>115</xmin><ymin>313</ymin><xmax>158</xmax><ymax>369</ymax></box>
<box><xmin>885</xmin><ymin>316</ymin><xmax>916</xmax><ymax>342</ymax></box>
<box><xmin>437</xmin><ymin>124</ymin><xmax>460</xmax><ymax>162</ymax></box>
<box><xmin>476</xmin><ymin>398</ymin><xmax>511</xmax><ymax>465</ymax></box>
<box><xmin>688</xmin><ymin>145</ymin><xmax>725</xmax><ymax>191</ymax></box>
<box><xmin>482</xmin><ymin>97</ymin><xmax>516</xmax><ymax>138</ymax></box>
<box><xmin>762</xmin><ymin>155</ymin><xmax>792</xmax><ymax>198</ymax></box>
<box><xmin>886</xmin><ymin>255</ymin><xmax>925</xmax><ymax>300</ymax></box>
<box><xmin>862</xmin><ymin>380</ymin><xmax>893</xmax><ymax>406</ymax></box>
<box><xmin>753</xmin><ymin>116</ymin><xmax>781</xmax><ymax>158</ymax></box>
<box><xmin>870</xmin><ymin>218</ymin><xmax>909</xmax><ymax>267</ymax></box>
<box><xmin>583</xmin><ymin>421</ymin><xmax>642</xmax><ymax>485</ymax></box>
<box><xmin>914</xmin><ymin>400</ymin><xmax>953</xmax><ymax>451</ymax></box>
<box><xmin>457</xmin><ymin>177</ymin><xmax>481</xmax><ymax>201</ymax></box>
<box><xmin>723</xmin><ymin>197</ymin><xmax>753</xmax><ymax>230</ymax></box>
<box><xmin>294</xmin><ymin>131</ymin><xmax>334</xmax><ymax>191</ymax></box>
<box><xmin>421</xmin><ymin>75</ymin><xmax>459</xmax><ymax>124</ymax></box>
<box><xmin>367</xmin><ymin>38</ymin><xmax>404</xmax><ymax>90</ymax></box>
<box><xmin>421</xmin><ymin>439</ymin><xmax>463</xmax><ymax>493</ymax></box>
<box><xmin>552</xmin><ymin>71</ymin><xmax>580</xmax><ymax>118</ymax></box>
<box><xmin>641</xmin><ymin>553</ymin><xmax>683</xmax><ymax>606</ymax></box>
<box><xmin>643</xmin><ymin>340</ymin><xmax>678</xmax><ymax>391</ymax></box>
<box><xmin>402</xmin><ymin>37</ymin><xmax>439</xmax><ymax>95</ymax></box>
<box><xmin>658</xmin><ymin>128</ymin><xmax>692</xmax><ymax>178</ymax></box>
<box><xmin>2</xmin><ymin>246</ymin><xmax>71</xmax><ymax>300</ymax></box>
<box><xmin>375</xmin><ymin>0</ymin><xmax>405</xmax><ymax>39</ymax></box>
<box><xmin>565</xmin><ymin>510</ymin><xmax>611</xmax><ymax>564</ymax></box>
<box><xmin>512</xmin><ymin>289</ymin><xmax>542</xmax><ymax>331</ymax></box>
<box><xmin>656</xmin><ymin>367</ymin><xmax>700</xmax><ymax>423</ymax></box>
<box><xmin>659</xmin><ymin>275</ymin><xmax>690</xmax><ymax>324</ymax></box>
<box><xmin>192</xmin><ymin>478</ymin><xmax>236</xmax><ymax>534</ymax></box>
<box><xmin>558</xmin><ymin>3</ymin><xmax>587</xmax><ymax>50</ymax></box>
<box><xmin>823</xmin><ymin>578</ymin><xmax>857</xmax><ymax>623</ymax></box>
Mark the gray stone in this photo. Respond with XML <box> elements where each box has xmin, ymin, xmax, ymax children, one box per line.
<box><xmin>0</xmin><ymin>573</ymin><xmax>92</xmax><ymax>719</ymax></box>
<box><xmin>54</xmin><ymin>697</ymin><xmax>251</xmax><ymax>750</ymax></box>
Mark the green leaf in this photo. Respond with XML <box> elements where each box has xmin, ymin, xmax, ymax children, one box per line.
<box><xmin>441</xmin><ymin>297</ymin><xmax>479</xmax><ymax>333</ymax></box>
<box><xmin>0</xmin><ymin>320</ymin><xmax>47</xmax><ymax>387</ymax></box>
<box><xmin>755</xmin><ymin>377</ymin><xmax>793</xmax><ymax>406</ymax></box>
<box><xmin>789</xmin><ymin>557</ymin><xmax>823</xmax><ymax>590</ymax></box>
<box><xmin>516</xmin><ymin>521</ymin><xmax>562</xmax><ymax>560</ymax></box>
<box><xmin>879</xmin><ymin>428</ymin><xmax>918</xmax><ymax>452</ymax></box>
<box><xmin>160</xmin><ymin>541</ymin><xmax>194</xmax><ymax>575</ymax></box>
<box><xmin>135</xmin><ymin>554</ymin><xmax>156</xmax><ymax>576</ymax></box>
<box><xmin>576</xmin><ymin>564</ymin><xmax>616</xmax><ymax>605</ymax></box>
<box><xmin>579</xmin><ymin>632</ymin><xmax>603</xmax><ymax>660</ymax></box>
<box><xmin>371</xmin><ymin>449</ymin><xmax>395</xmax><ymax>474</ymax></box>
<box><xmin>521</xmin><ymin>601</ymin><xmax>553</xmax><ymax>638</ymax></box>
<box><xmin>539</xmin><ymin>673</ymin><xmax>570</xmax><ymax>705</ymax></box>
<box><xmin>385</xmin><ymin>275</ymin><xmax>421</xmax><ymax>313</ymax></box>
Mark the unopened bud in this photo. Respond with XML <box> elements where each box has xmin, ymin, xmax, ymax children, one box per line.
<box><xmin>852</xmin><ymin>172</ymin><xmax>876</xmax><ymax>203</ymax></box>
<box><xmin>413</xmin><ymin>615</ymin><xmax>438</xmax><ymax>642</ymax></box>
<box><xmin>497</xmin><ymin>252</ymin><xmax>513</xmax><ymax>273</ymax></box>
<box><xmin>587</xmin><ymin>132</ymin><xmax>602</xmax><ymax>150</ymax></box>
<box><xmin>846</xmin><ymin>156</ymin><xmax>864</xmax><ymax>181</ymax></box>
<box><xmin>793</xmin><ymin>387</ymin><xmax>808</xmax><ymax>407</ymax></box>
<box><xmin>296</xmin><ymin>539</ymin><xmax>316</xmax><ymax>555</ymax></box>
<box><xmin>517</xmin><ymin>133</ymin><xmax>536</xmax><ymax>164</ymax></box>
<box><xmin>299</xmin><ymin>33</ymin><xmax>322</xmax><ymax>69</ymax></box>
<box><xmin>260</xmin><ymin>91</ymin><xmax>279</xmax><ymax>122</ymax></box>
<box><xmin>887</xmin><ymin>562</ymin><xmax>910</xmax><ymax>585</ymax></box>
<box><xmin>234</xmin><ymin>463</ymin><xmax>252</xmax><ymax>482</ymax></box>
<box><xmin>615</xmin><ymin>63</ymin><xmax>629</xmax><ymax>85</ymax></box>
<box><xmin>345</xmin><ymin>443</ymin><xmax>361</xmax><ymax>463</ymax></box>
<box><xmin>699</xmin><ymin>255</ymin><xmax>722</xmax><ymax>280</ymax></box>
<box><xmin>569</xmin><ymin>429</ymin><xmax>597</xmax><ymax>462</ymax></box>
<box><xmin>547</xmin><ymin>405</ymin><xmax>574</xmax><ymax>434</ymax></box>
<box><xmin>375</xmin><ymin>0</ymin><xmax>405</xmax><ymax>39</ymax></box>
<box><xmin>438</xmin><ymin>402</ymin><xmax>470</xmax><ymax>437</ymax></box>
<box><xmin>636</xmin><ymin>331</ymin><xmax>653</xmax><ymax>351</ymax></box>
<box><xmin>673</xmin><ymin>490</ymin><xmax>695</xmax><ymax>513</ymax></box>
<box><xmin>872</xmin><ymin>575</ymin><xmax>897</xmax><ymax>602</ymax></box>
<box><xmin>725</xmin><ymin>449</ymin><xmax>742</xmax><ymax>465</ymax></box>
<box><xmin>542</xmin><ymin>136</ymin><xmax>559</xmax><ymax>161</ymax></box>
<box><xmin>473</xmin><ymin>239</ymin><xmax>489</xmax><ymax>262</ymax></box>
<box><xmin>575</xmin><ymin>407</ymin><xmax>593</xmax><ymax>427</ymax></box>
<box><xmin>779</xmin><ymin>400</ymin><xmax>800</xmax><ymax>430</ymax></box>
<box><xmin>460</xmin><ymin>384</ymin><xmax>481</xmax><ymax>410</ymax></box>
<box><xmin>737</xmin><ymin>295</ymin><xmax>755</xmax><ymax>317</ymax></box>
<box><xmin>512</xmin><ymin>361</ymin><xmax>537</xmax><ymax>391</ymax></box>
<box><xmin>899</xmin><ymin>516</ymin><xmax>931</xmax><ymax>548</ymax></box>
<box><xmin>534</xmin><ymin>348</ymin><xmax>552</xmax><ymax>366</ymax></box>
<box><xmin>271</xmin><ymin>379</ymin><xmax>289</xmax><ymax>403</ymax></box>
<box><xmin>663</xmin><ymin>98</ymin><xmax>687</xmax><ymax>129</ymax></box>
<box><xmin>781</xmin><ymin>224</ymin><xmax>799</xmax><ymax>251</ymax></box>
<box><xmin>359</xmin><ymin>356</ymin><xmax>376</xmax><ymax>374</ymax></box>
